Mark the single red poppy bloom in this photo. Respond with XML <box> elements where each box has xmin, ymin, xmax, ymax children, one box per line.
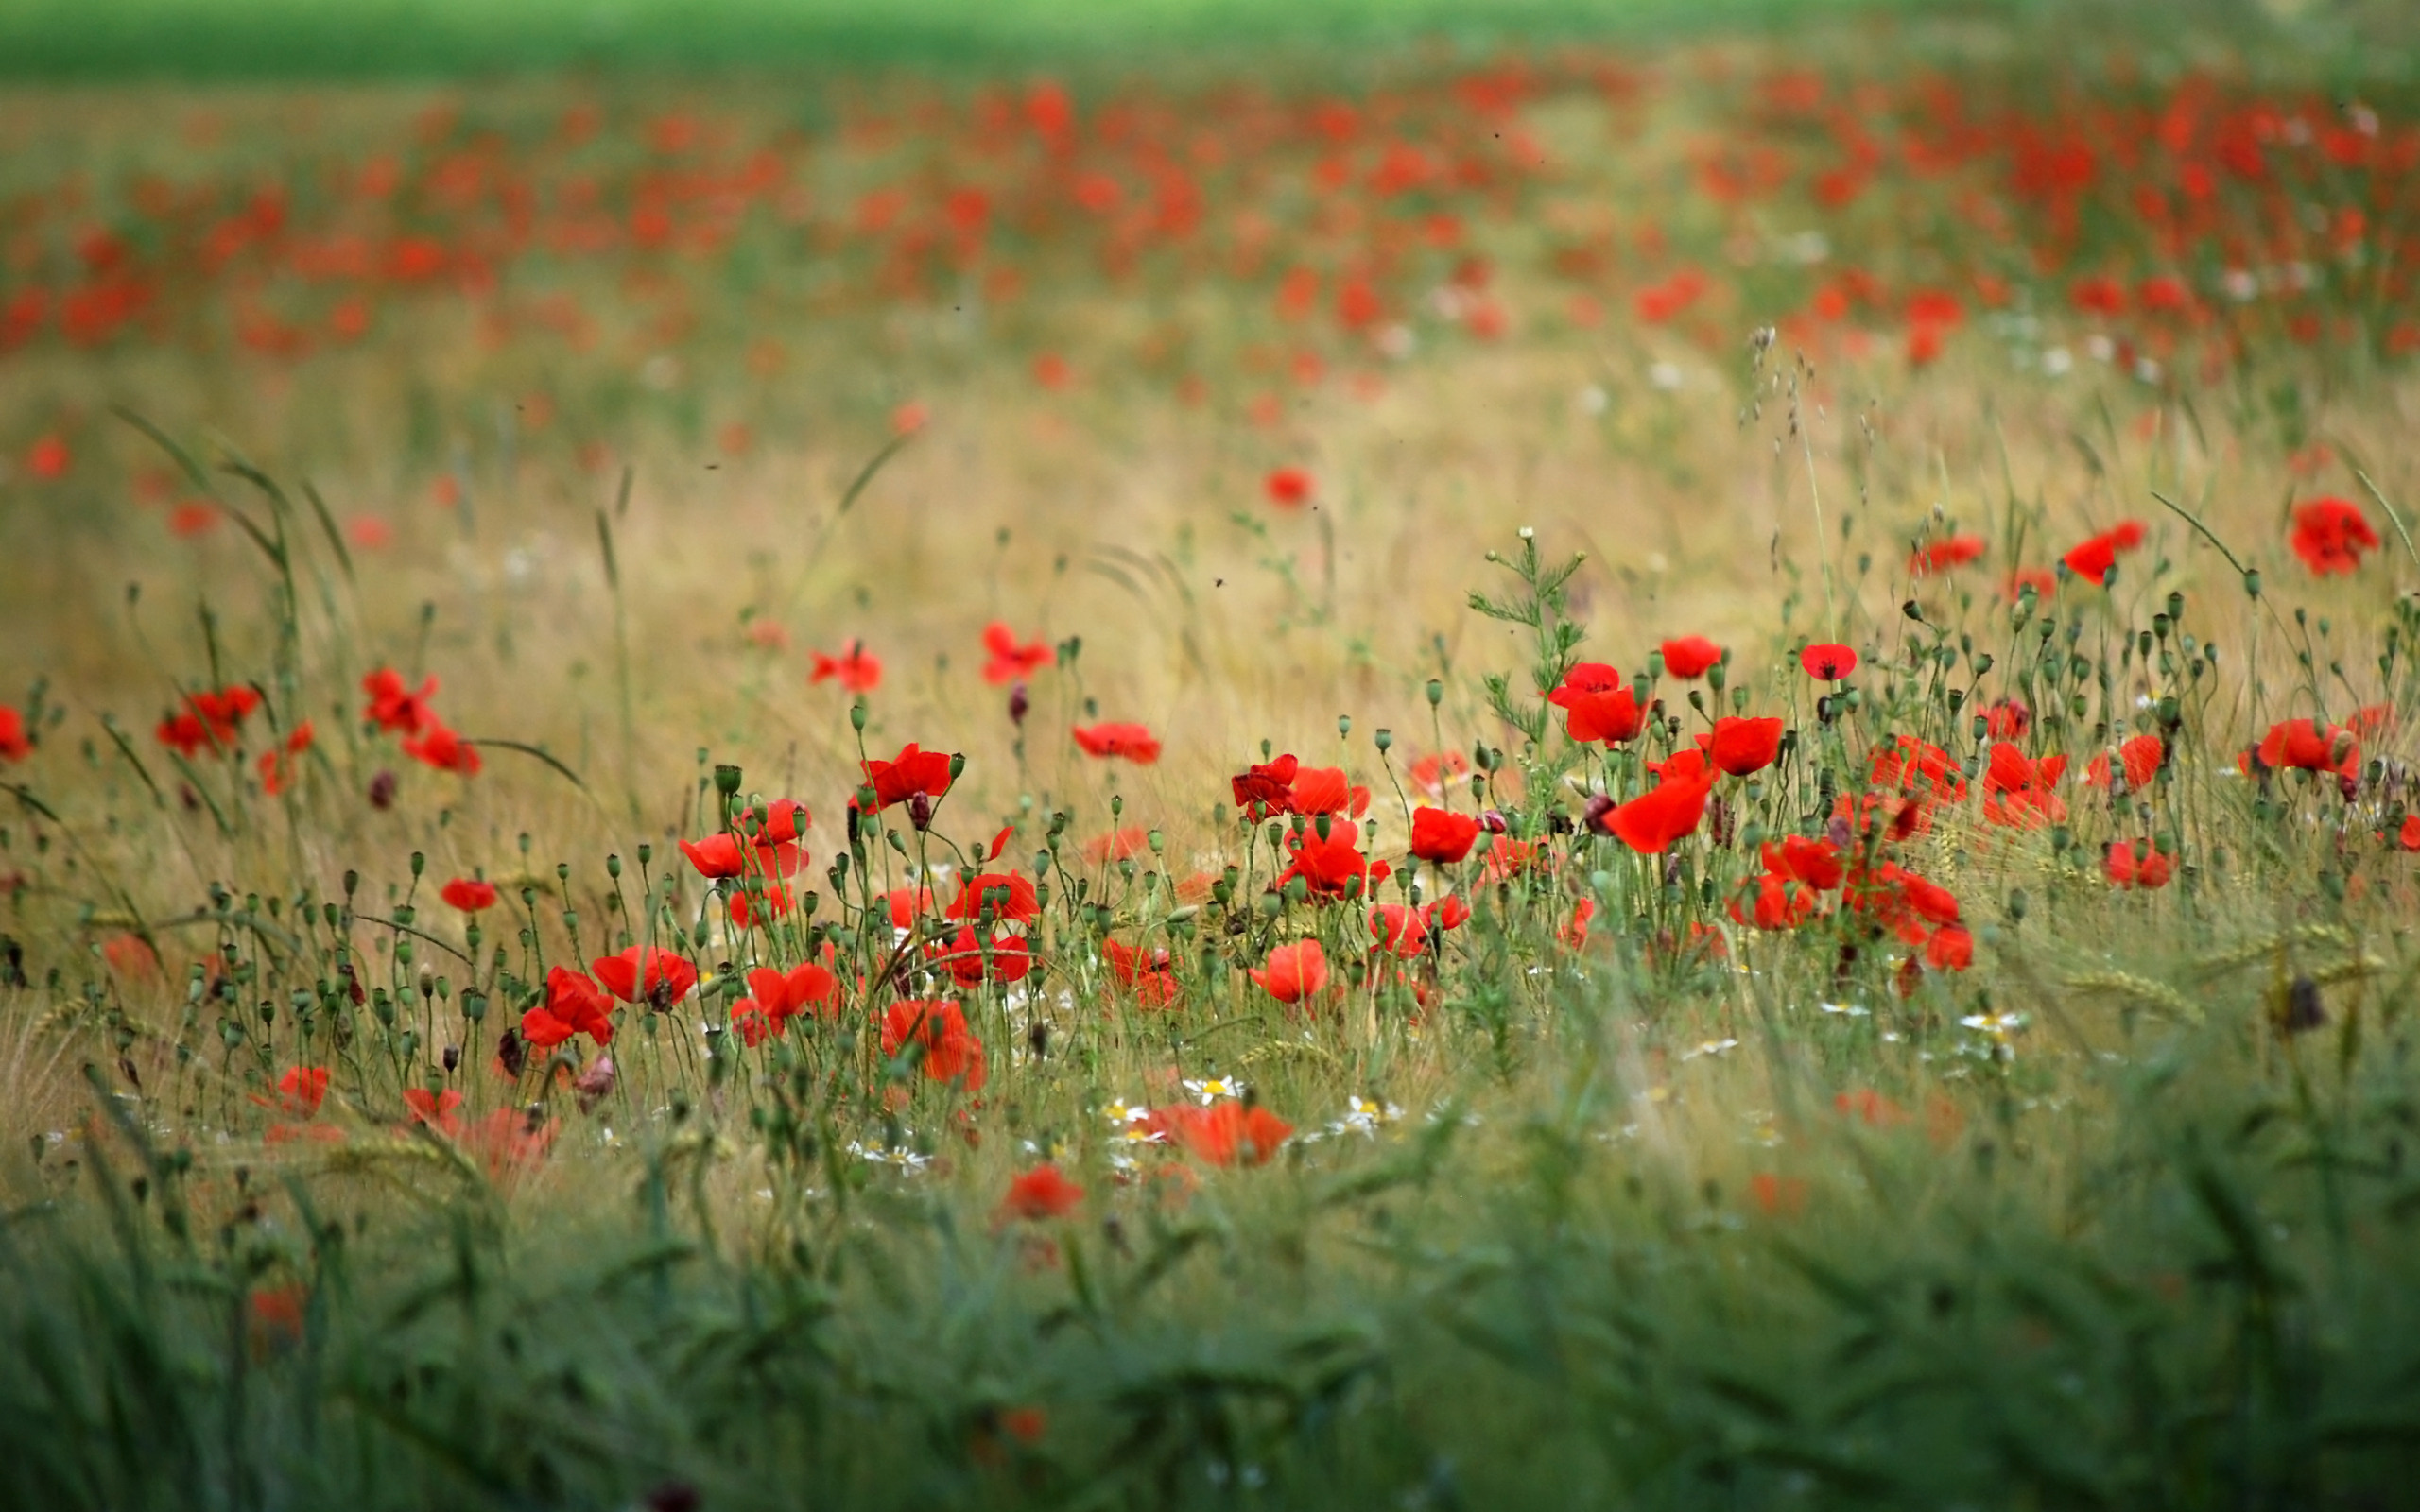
<box><xmin>1981</xmin><ymin>744</ymin><xmax>2067</xmax><ymax>828</ymax></box>
<box><xmin>2084</xmin><ymin>733</ymin><xmax>2165</xmax><ymax>791</ymax></box>
<box><xmin>1870</xmin><ymin>734</ymin><xmax>1969</xmax><ymax>803</ymax></box>
<box><xmin>25</xmin><ymin>433</ymin><xmax>70</xmax><ymax>479</ymax></box>
<box><xmin>810</xmin><ymin>641</ymin><xmax>882</xmax><ymax>693</ymax></box>
<box><xmin>1731</xmin><ymin>872</ymin><xmax>1818</xmax><ymax>931</ymax></box>
<box><xmin>2104</xmin><ymin>840</ymin><xmax>2174</xmax><ymax>889</ymax></box>
<box><xmin>999</xmin><ymin>1163</ymin><xmax>1085</xmax><ymax>1222</ymax></box>
<box><xmin>981</xmin><ymin>622</ymin><xmax>1051</xmax><ymax>684</ymax></box>
<box><xmin>861</xmin><ymin>743</ymin><xmax>956</xmax><ymax>810</ymax></box>
<box><xmin>744</xmin><ymin>961</ymin><xmax>840</xmax><ymax>1024</ymax></box>
<box><xmin>0</xmin><ymin>704</ymin><xmax>29</xmax><ymax>762</ymax></box>
<box><xmin>1409</xmin><ymin>805</ymin><xmax>1480</xmax><ymax>864</ymax></box>
<box><xmin>2290</xmin><ymin>497</ymin><xmax>2379</xmax><ymax>575</ymax></box>
<box><xmin>1169</xmin><ymin>1101</ymin><xmax>1294</xmax><ymax>1167</ymax></box>
<box><xmin>1232</xmin><ymin>753</ymin><xmax>1300</xmax><ymax>815</ymax></box>
<box><xmin>1277</xmin><ymin>822</ymin><xmax>1389</xmax><ymax>901</ymax></box>
<box><xmin>523</xmin><ymin>966</ymin><xmax>615</xmax><ymax>1048</ymax></box>
<box><xmin>1287</xmin><ymin>765</ymin><xmax>1368</xmax><ymax>816</ymax></box>
<box><xmin>440</xmin><ymin>877</ymin><xmax>497</xmax><ymax>912</ymax></box>
<box><xmin>1071</xmin><ymin>722</ymin><xmax>1161</xmax><ymax>764</ymax></box>
<box><xmin>403</xmin><ymin>1087</ymin><xmax>463</xmax><ymax>1137</ymax></box>
<box><xmin>1547</xmin><ymin>663</ymin><xmax>1644</xmax><ymax>744</ymax></box>
<box><xmin>2399</xmin><ymin>815</ymin><xmax>2420</xmax><ymax>852</ymax></box>
<box><xmin>1800</xmin><ymin>644</ymin><xmax>1858</xmax><ymax>681</ymax></box>
<box><xmin>402</xmin><ymin>723</ymin><xmax>481</xmax><ymax>776</ymax></box>
<box><xmin>881</xmin><ymin>999</ymin><xmax>987</xmax><ymax>1088</ymax></box>
<box><xmin>1764</xmin><ymin>834</ymin><xmax>1843</xmax><ymax>891</ymax></box>
<box><xmin>1103</xmin><ymin>938</ymin><xmax>1181</xmax><ymax>1006</ymax></box>
<box><xmin>361</xmin><ymin>668</ymin><xmax>439</xmax><ymax>735</ymax></box>
<box><xmin>2061</xmin><ymin>521</ymin><xmax>2146</xmax><ymax>585</ymax></box>
<box><xmin>1252</xmin><ymin>938</ymin><xmax>1329</xmax><ymax>1003</ymax></box>
<box><xmin>1264</xmin><ymin>467</ymin><xmax>1314</xmax><ymax>508</ymax></box>
<box><xmin>1910</xmin><ymin>535</ymin><xmax>1986</xmax><ymax>576</ymax></box>
<box><xmin>2256</xmin><ymin>718</ymin><xmax>2357</xmax><ymax>775</ymax></box>
<box><xmin>949</xmin><ymin>870</ymin><xmax>1040</xmax><ymax>923</ymax></box>
<box><xmin>1609</xmin><ymin>768</ymin><xmax>1714</xmax><ymax>854</ymax></box>
<box><xmin>1924</xmin><ymin>924</ymin><xmax>1975</xmax><ymax>971</ymax></box>
<box><xmin>1660</xmin><ymin>637</ymin><xmax>1722</xmax><ymax>679</ymax></box>
<box><xmin>277</xmin><ymin>1065</ymin><xmax>329</xmax><ymax>1117</ymax></box>
<box><xmin>678</xmin><ymin>834</ymin><xmax>746</xmax><ymax>878</ymax></box>
<box><xmin>1700</xmin><ymin>716</ymin><xmax>1784</xmax><ymax>776</ymax></box>
<box><xmin>1369</xmin><ymin>902</ymin><xmax>1431</xmax><ymax>958</ymax></box>
<box><xmin>927</xmin><ymin>924</ymin><xmax>1033</xmax><ymax>986</ymax></box>
<box><xmin>590</xmin><ymin>946</ymin><xmax>697</xmax><ymax>1008</ymax></box>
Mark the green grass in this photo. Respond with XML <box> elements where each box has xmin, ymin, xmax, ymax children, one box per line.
<box><xmin>0</xmin><ymin>0</ymin><xmax>1946</xmax><ymax>79</ymax></box>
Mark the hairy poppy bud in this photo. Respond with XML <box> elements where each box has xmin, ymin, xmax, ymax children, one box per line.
<box><xmin>1008</xmin><ymin>682</ymin><xmax>1029</xmax><ymax>725</ymax></box>
<box><xmin>908</xmin><ymin>790</ymin><xmax>934</xmax><ymax>832</ymax></box>
<box><xmin>367</xmin><ymin>770</ymin><xmax>396</xmax><ymax>809</ymax></box>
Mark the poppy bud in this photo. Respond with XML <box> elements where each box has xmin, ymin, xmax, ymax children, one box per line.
<box><xmin>496</xmin><ymin>1026</ymin><xmax>527</xmax><ymax>1077</ymax></box>
<box><xmin>1008</xmin><ymin>682</ymin><xmax>1029</xmax><ymax>725</ymax></box>
<box><xmin>908</xmin><ymin>791</ymin><xmax>934</xmax><ymax>831</ymax></box>
<box><xmin>850</xmin><ymin>700</ymin><xmax>868</xmax><ymax>731</ymax></box>
<box><xmin>1426</xmin><ymin>679</ymin><xmax>1443</xmax><ymax>707</ymax></box>
<box><xmin>1582</xmin><ymin>792</ymin><xmax>1616</xmax><ymax>834</ymax></box>
<box><xmin>1479</xmin><ymin>809</ymin><xmax>1509</xmax><ymax>833</ymax></box>
<box><xmin>1338</xmin><ymin>714</ymin><xmax>1352</xmax><ymax>738</ymax></box>
<box><xmin>367</xmin><ymin>770</ymin><xmax>396</xmax><ymax>810</ymax></box>
<box><xmin>442</xmin><ymin>1044</ymin><xmax>460</xmax><ymax>1072</ymax></box>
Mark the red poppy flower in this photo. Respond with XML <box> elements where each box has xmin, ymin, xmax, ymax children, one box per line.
<box><xmin>1910</xmin><ymin>535</ymin><xmax>1986</xmax><ymax>576</ymax></box>
<box><xmin>949</xmin><ymin>870</ymin><xmax>1040</xmax><ymax>923</ymax></box>
<box><xmin>1072</xmin><ymin>722</ymin><xmax>1161</xmax><ymax>763</ymax></box>
<box><xmin>2256</xmin><ymin>718</ymin><xmax>2357</xmax><ymax>776</ymax></box>
<box><xmin>1870</xmin><ymin>734</ymin><xmax>1969</xmax><ymax>804</ymax></box>
<box><xmin>523</xmin><ymin>966</ymin><xmax>616</xmax><ymax>1048</ymax></box>
<box><xmin>1984</xmin><ymin>698</ymin><xmax>2031</xmax><ymax>739</ymax></box>
<box><xmin>361</xmin><ymin>668</ymin><xmax>439</xmax><ymax>735</ymax></box>
<box><xmin>1731</xmin><ymin>871</ymin><xmax>1818</xmax><ymax>931</ymax></box>
<box><xmin>464</xmin><ymin>1107</ymin><xmax>559</xmax><ymax>1182</ymax></box>
<box><xmin>1287</xmin><ymin>765</ymin><xmax>1369</xmax><ymax>816</ymax></box>
<box><xmin>25</xmin><ymin>433</ymin><xmax>70</xmax><ymax>479</ymax></box>
<box><xmin>1232</xmin><ymin>753</ymin><xmax>1300</xmax><ymax>815</ymax></box>
<box><xmin>1700</xmin><ymin>716</ymin><xmax>1784</xmax><ymax>776</ymax></box>
<box><xmin>1103</xmin><ymin>938</ymin><xmax>1181</xmax><ymax>1006</ymax></box>
<box><xmin>157</xmin><ymin>685</ymin><xmax>263</xmax><ymax>758</ymax></box>
<box><xmin>2084</xmin><ymin>733</ymin><xmax>2164</xmax><ymax>791</ymax></box>
<box><xmin>1167</xmin><ymin>1100</ymin><xmax>1292</xmax><ymax>1167</ymax></box>
<box><xmin>2006</xmin><ymin>567</ymin><xmax>2058</xmax><ymax>600</ymax></box>
<box><xmin>1764</xmin><ymin>834</ymin><xmax>1844</xmax><ymax>891</ymax></box>
<box><xmin>1264</xmin><ymin>467</ymin><xmax>1313</xmax><ymax>508</ymax></box>
<box><xmin>1369</xmin><ymin>902</ymin><xmax>1430</xmax><ymax>957</ymax></box>
<box><xmin>403</xmin><ymin>1087</ymin><xmax>463</xmax><ymax>1138</ymax></box>
<box><xmin>2104</xmin><ymin>840</ymin><xmax>2174</xmax><ymax>889</ymax></box>
<box><xmin>2399</xmin><ymin>815</ymin><xmax>2420</xmax><ymax>852</ymax></box>
<box><xmin>1080</xmin><ymin>827</ymin><xmax>1148</xmax><ymax>863</ymax></box>
<box><xmin>1547</xmin><ymin>663</ymin><xmax>1643</xmax><ymax>744</ymax></box>
<box><xmin>590</xmin><ymin>946</ymin><xmax>697</xmax><ymax>1008</ymax></box>
<box><xmin>927</xmin><ymin>924</ymin><xmax>1033</xmax><ymax>986</ymax></box>
<box><xmin>1924</xmin><ymin>925</ymin><xmax>1974</xmax><ymax>971</ymax></box>
<box><xmin>1409</xmin><ymin>805</ymin><xmax>1480</xmax><ymax>864</ymax></box>
<box><xmin>2290</xmin><ymin>497</ymin><xmax>2379</xmax><ymax>576</ymax></box>
<box><xmin>1800</xmin><ymin>644</ymin><xmax>1858</xmax><ymax>681</ymax></box>
<box><xmin>277</xmin><ymin>1065</ymin><xmax>329</xmax><ymax>1117</ymax></box>
<box><xmin>1251</xmin><ymin>937</ymin><xmax>1329</xmax><ymax>1003</ymax></box>
<box><xmin>0</xmin><ymin>705</ymin><xmax>28</xmax><ymax>762</ymax></box>
<box><xmin>861</xmin><ymin>744</ymin><xmax>955</xmax><ymax>810</ymax></box>
<box><xmin>1609</xmin><ymin>766</ymin><xmax>1714</xmax><ymax>853</ymax></box>
<box><xmin>881</xmin><ymin>999</ymin><xmax>987</xmax><ymax>1088</ymax></box>
<box><xmin>402</xmin><ymin>723</ymin><xmax>481</xmax><ymax>776</ymax></box>
<box><xmin>1277</xmin><ymin>822</ymin><xmax>1390</xmax><ymax>901</ymax></box>
<box><xmin>744</xmin><ymin>961</ymin><xmax>840</xmax><ymax>1024</ymax></box>
<box><xmin>1659</xmin><ymin>636</ymin><xmax>1722</xmax><ymax>679</ymax></box>
<box><xmin>1558</xmin><ymin>898</ymin><xmax>1597</xmax><ymax>952</ymax></box>
<box><xmin>440</xmin><ymin>877</ymin><xmax>498</xmax><ymax>911</ymax></box>
<box><xmin>981</xmin><ymin>622</ymin><xmax>1051</xmax><ymax>684</ymax></box>
<box><xmin>256</xmin><ymin>722</ymin><xmax>314</xmax><ymax>796</ymax></box>
<box><xmin>810</xmin><ymin>641</ymin><xmax>882</xmax><ymax>693</ymax></box>
<box><xmin>999</xmin><ymin>1163</ymin><xmax>1085</xmax><ymax>1221</ymax></box>
<box><xmin>2061</xmin><ymin>521</ymin><xmax>2146</xmax><ymax>585</ymax></box>
<box><xmin>1408</xmin><ymin>750</ymin><xmax>1472</xmax><ymax>797</ymax></box>
<box><xmin>1981</xmin><ymin>743</ymin><xmax>2067</xmax><ymax>827</ymax></box>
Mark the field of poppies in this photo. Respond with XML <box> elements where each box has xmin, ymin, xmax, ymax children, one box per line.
<box><xmin>5</xmin><ymin>2</ymin><xmax>2420</xmax><ymax>1507</ymax></box>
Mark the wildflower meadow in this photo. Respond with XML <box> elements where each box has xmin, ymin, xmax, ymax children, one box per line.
<box><xmin>5</xmin><ymin>1</ymin><xmax>2420</xmax><ymax>1506</ymax></box>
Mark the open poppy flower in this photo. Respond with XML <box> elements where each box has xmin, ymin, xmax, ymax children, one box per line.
<box><xmin>523</xmin><ymin>966</ymin><xmax>615</xmax><ymax>1048</ymax></box>
<box><xmin>0</xmin><ymin>704</ymin><xmax>29</xmax><ymax>762</ymax></box>
<box><xmin>402</xmin><ymin>723</ymin><xmax>481</xmax><ymax>776</ymax></box>
<box><xmin>1409</xmin><ymin>805</ymin><xmax>1480</xmax><ymax>864</ymax></box>
<box><xmin>1911</xmin><ymin>535</ymin><xmax>1986</xmax><ymax>576</ymax></box>
<box><xmin>1870</xmin><ymin>734</ymin><xmax>1968</xmax><ymax>805</ymax></box>
<box><xmin>1252</xmin><ymin>937</ymin><xmax>1329</xmax><ymax>1002</ymax></box>
<box><xmin>1167</xmin><ymin>1100</ymin><xmax>1292</xmax><ymax>1166</ymax></box>
<box><xmin>1700</xmin><ymin>716</ymin><xmax>1783</xmax><ymax>776</ymax></box>
<box><xmin>999</xmin><ymin>1163</ymin><xmax>1085</xmax><ymax>1221</ymax></box>
<box><xmin>1731</xmin><ymin>871</ymin><xmax>1820</xmax><ymax>930</ymax></box>
<box><xmin>1981</xmin><ymin>744</ymin><xmax>2067</xmax><ymax>827</ymax></box>
<box><xmin>1800</xmin><ymin>644</ymin><xmax>1858</xmax><ymax>681</ymax></box>
<box><xmin>743</xmin><ymin>961</ymin><xmax>840</xmax><ymax>1025</ymax></box>
<box><xmin>981</xmin><ymin>623</ymin><xmax>1051</xmax><ymax>684</ymax></box>
<box><xmin>256</xmin><ymin>721</ymin><xmax>314</xmax><ymax>795</ymax></box>
<box><xmin>861</xmin><ymin>743</ymin><xmax>955</xmax><ymax>810</ymax></box>
<box><xmin>881</xmin><ymin>999</ymin><xmax>987</xmax><ymax>1089</ymax></box>
<box><xmin>927</xmin><ymin>924</ymin><xmax>1033</xmax><ymax>986</ymax></box>
<box><xmin>2256</xmin><ymin>718</ymin><xmax>2358</xmax><ymax>776</ymax></box>
<box><xmin>2061</xmin><ymin>521</ymin><xmax>2146</xmax><ymax>585</ymax></box>
<box><xmin>1608</xmin><ymin>765</ymin><xmax>1715</xmax><ymax>853</ymax></box>
<box><xmin>1277</xmin><ymin>821</ymin><xmax>1389</xmax><ymax>901</ymax></box>
<box><xmin>361</xmin><ymin>668</ymin><xmax>439</xmax><ymax>735</ymax></box>
<box><xmin>590</xmin><ymin>946</ymin><xmax>698</xmax><ymax>1008</ymax></box>
<box><xmin>1408</xmin><ymin>750</ymin><xmax>1472</xmax><ymax>797</ymax></box>
<box><xmin>1232</xmin><ymin>753</ymin><xmax>1300</xmax><ymax>815</ymax></box>
<box><xmin>1072</xmin><ymin>722</ymin><xmax>1162</xmax><ymax>763</ymax></box>
<box><xmin>2104</xmin><ymin>840</ymin><xmax>2175</xmax><ymax>889</ymax></box>
<box><xmin>440</xmin><ymin>877</ymin><xmax>497</xmax><ymax>911</ymax></box>
<box><xmin>1547</xmin><ymin>663</ymin><xmax>1643</xmax><ymax>744</ymax></box>
<box><xmin>403</xmin><ymin>1087</ymin><xmax>464</xmax><ymax>1138</ymax></box>
<box><xmin>157</xmin><ymin>685</ymin><xmax>263</xmax><ymax>758</ymax></box>
<box><xmin>2290</xmin><ymin>497</ymin><xmax>2379</xmax><ymax>575</ymax></box>
<box><xmin>2084</xmin><ymin>733</ymin><xmax>2164</xmax><ymax>791</ymax></box>
<box><xmin>1659</xmin><ymin>636</ymin><xmax>1722</xmax><ymax>679</ymax></box>
<box><xmin>1287</xmin><ymin>765</ymin><xmax>1369</xmax><ymax>816</ymax></box>
<box><xmin>277</xmin><ymin>1065</ymin><xmax>329</xmax><ymax>1117</ymax></box>
<box><xmin>950</xmin><ymin>870</ymin><xmax>1040</xmax><ymax>923</ymax></box>
<box><xmin>1104</xmin><ymin>938</ymin><xmax>1181</xmax><ymax>1006</ymax></box>
<box><xmin>810</xmin><ymin>641</ymin><xmax>882</xmax><ymax>692</ymax></box>
<box><xmin>1924</xmin><ymin>925</ymin><xmax>1975</xmax><ymax>971</ymax></box>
